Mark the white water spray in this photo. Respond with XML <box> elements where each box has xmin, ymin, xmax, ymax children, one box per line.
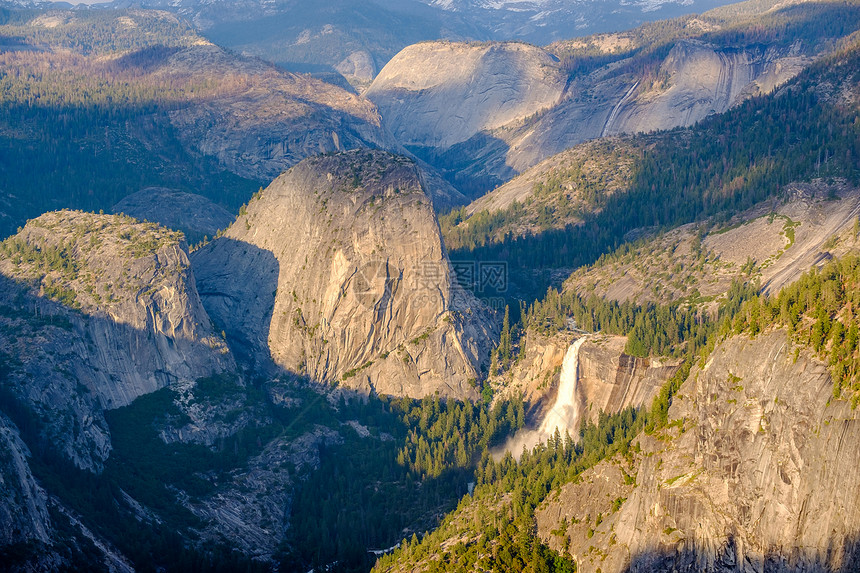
<box><xmin>537</xmin><ymin>336</ymin><xmax>586</xmax><ymax>438</ymax></box>
<box><xmin>500</xmin><ymin>336</ymin><xmax>587</xmax><ymax>458</ymax></box>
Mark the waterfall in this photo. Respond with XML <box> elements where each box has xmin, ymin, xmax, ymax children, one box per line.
<box><xmin>499</xmin><ymin>336</ymin><xmax>587</xmax><ymax>458</ymax></box>
<box><xmin>537</xmin><ymin>336</ymin><xmax>586</xmax><ymax>439</ymax></box>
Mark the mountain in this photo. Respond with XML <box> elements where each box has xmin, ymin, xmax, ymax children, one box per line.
<box><xmin>122</xmin><ymin>0</ymin><xmax>736</xmax><ymax>87</ymax></box>
<box><xmin>563</xmin><ymin>180</ymin><xmax>860</xmax><ymax>306</ymax></box>
<box><xmin>440</xmin><ymin>14</ymin><xmax>860</xmax><ymax>280</ymax></box>
<box><xmin>0</xmin><ymin>211</ymin><xmax>235</xmax><ymax>471</ymax></box>
<box><xmin>156</xmin><ymin>43</ymin><xmax>398</xmax><ymax>182</ymax></box>
<box><xmin>0</xmin><ymin>7</ymin><xmax>406</xmax><ymax>237</ymax></box>
<box><xmin>0</xmin><ymin>210</ymin><xmax>376</xmax><ymax>569</ymax></box>
<box><xmin>127</xmin><ymin>0</ymin><xmax>485</xmax><ymax>87</ymax></box>
<box><xmin>368</xmin><ymin>0</ymin><xmax>860</xmax><ymax>194</ymax></box>
<box><xmin>111</xmin><ymin>187</ymin><xmax>236</xmax><ymax>245</ymax></box>
<box><xmin>535</xmin><ymin>328</ymin><xmax>860</xmax><ymax>573</ymax></box>
<box><xmin>374</xmin><ymin>205</ymin><xmax>860</xmax><ymax>573</ymax></box>
<box><xmin>417</xmin><ymin>0</ymin><xmax>733</xmax><ymax>43</ymax></box>
<box><xmin>0</xmin><ymin>159</ymin><xmax>505</xmax><ymax>571</ymax></box>
<box><xmin>440</xmin><ymin>136</ymin><xmax>643</xmax><ymax>246</ymax></box>
<box><xmin>371</xmin><ymin>26</ymin><xmax>860</xmax><ymax>573</ymax></box>
<box><xmin>192</xmin><ymin>149</ymin><xmax>496</xmax><ymax>399</ymax></box>
<box><xmin>364</xmin><ymin>41</ymin><xmax>568</xmax><ymax>151</ymax></box>
<box><xmin>3</xmin><ymin>0</ymin><xmax>860</xmax><ymax>571</ymax></box>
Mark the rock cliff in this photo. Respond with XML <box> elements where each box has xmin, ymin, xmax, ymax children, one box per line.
<box><xmin>184</xmin><ymin>424</ymin><xmax>342</xmax><ymax>559</ymax></box>
<box><xmin>149</xmin><ymin>43</ymin><xmax>467</xmax><ymax>210</ymax></box>
<box><xmin>192</xmin><ymin>150</ymin><xmax>496</xmax><ymax>400</ymax></box>
<box><xmin>600</xmin><ymin>39</ymin><xmax>810</xmax><ymax>137</ymax></box>
<box><xmin>160</xmin><ymin>44</ymin><xmax>399</xmax><ymax>183</ymax></box>
<box><xmin>536</xmin><ymin>330</ymin><xmax>860</xmax><ymax>572</ymax></box>
<box><xmin>365</xmin><ymin>41</ymin><xmax>568</xmax><ymax>150</ymax></box>
<box><xmin>576</xmin><ymin>336</ymin><xmax>680</xmax><ymax>426</ymax></box>
<box><xmin>368</xmin><ymin>37</ymin><xmax>811</xmax><ymax>191</ymax></box>
<box><xmin>508</xmin><ymin>39</ymin><xmax>809</xmax><ymax>175</ymax></box>
<box><xmin>0</xmin><ymin>211</ymin><xmax>235</xmax><ymax>470</ymax></box>
<box><xmin>502</xmin><ymin>332</ymin><xmax>678</xmax><ymax>428</ymax></box>
<box><xmin>0</xmin><ymin>414</ymin><xmax>54</xmax><ymax>559</ymax></box>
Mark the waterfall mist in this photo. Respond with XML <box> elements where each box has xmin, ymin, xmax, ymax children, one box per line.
<box><xmin>497</xmin><ymin>336</ymin><xmax>587</xmax><ymax>459</ymax></box>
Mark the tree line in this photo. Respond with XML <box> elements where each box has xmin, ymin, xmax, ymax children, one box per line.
<box><xmin>445</xmin><ymin>34</ymin><xmax>860</xmax><ymax>272</ymax></box>
<box><xmin>730</xmin><ymin>253</ymin><xmax>860</xmax><ymax>406</ymax></box>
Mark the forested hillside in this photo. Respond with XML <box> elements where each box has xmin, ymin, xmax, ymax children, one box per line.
<box><xmin>377</xmin><ymin>14</ymin><xmax>860</xmax><ymax>573</ymax></box>
<box><xmin>0</xmin><ymin>7</ymin><xmax>399</xmax><ymax>238</ymax></box>
<box><xmin>2</xmin><ymin>1</ymin><xmax>860</xmax><ymax>572</ymax></box>
<box><xmin>444</xmin><ymin>31</ymin><xmax>860</xmax><ymax>274</ymax></box>
<box><xmin>0</xmin><ymin>9</ymin><xmax>258</xmax><ymax>236</ymax></box>
<box><xmin>440</xmin><ymin>138</ymin><xmax>643</xmax><ymax>250</ymax></box>
<box><xmin>731</xmin><ymin>254</ymin><xmax>860</xmax><ymax>405</ymax></box>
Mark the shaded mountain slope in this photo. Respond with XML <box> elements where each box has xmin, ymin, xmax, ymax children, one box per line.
<box><xmin>368</xmin><ymin>0</ymin><xmax>860</xmax><ymax>194</ymax></box>
<box><xmin>192</xmin><ymin>150</ymin><xmax>496</xmax><ymax>400</ymax></box>
<box><xmin>0</xmin><ymin>7</ymin><xmax>434</xmax><ymax>236</ymax></box>
<box><xmin>111</xmin><ymin>187</ymin><xmax>236</xmax><ymax>245</ymax></box>
<box><xmin>0</xmin><ymin>210</ymin><xmax>235</xmax><ymax>470</ymax></box>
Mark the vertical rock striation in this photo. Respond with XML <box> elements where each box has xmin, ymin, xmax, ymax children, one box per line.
<box><xmin>504</xmin><ymin>333</ymin><xmax>676</xmax><ymax>427</ymax></box>
<box><xmin>576</xmin><ymin>335</ymin><xmax>680</xmax><ymax>425</ymax></box>
<box><xmin>0</xmin><ymin>414</ymin><xmax>53</xmax><ymax>555</ymax></box>
<box><xmin>537</xmin><ymin>330</ymin><xmax>860</xmax><ymax>572</ymax></box>
<box><xmin>193</xmin><ymin>150</ymin><xmax>496</xmax><ymax>400</ymax></box>
<box><xmin>366</xmin><ymin>38</ymin><xmax>811</xmax><ymax>188</ymax></box>
<box><xmin>0</xmin><ymin>211</ymin><xmax>235</xmax><ymax>470</ymax></box>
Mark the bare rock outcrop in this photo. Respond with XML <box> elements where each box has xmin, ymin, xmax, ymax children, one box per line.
<box><xmin>577</xmin><ymin>336</ymin><xmax>680</xmax><ymax>426</ymax></box>
<box><xmin>368</xmin><ymin>38</ymin><xmax>811</xmax><ymax>190</ymax></box>
<box><xmin>600</xmin><ymin>40</ymin><xmax>810</xmax><ymax>136</ymax></box>
<box><xmin>521</xmin><ymin>40</ymin><xmax>809</xmax><ymax>167</ymax></box>
<box><xmin>184</xmin><ymin>425</ymin><xmax>342</xmax><ymax>559</ymax></box>
<box><xmin>335</xmin><ymin>50</ymin><xmax>377</xmax><ymax>90</ymax></box>
<box><xmin>0</xmin><ymin>211</ymin><xmax>235</xmax><ymax>470</ymax></box>
<box><xmin>365</xmin><ymin>41</ymin><xmax>567</xmax><ymax>150</ymax></box>
<box><xmin>536</xmin><ymin>330</ymin><xmax>860</xmax><ymax>572</ymax></box>
<box><xmin>500</xmin><ymin>331</ymin><xmax>571</xmax><ymax>406</ymax></box>
<box><xmin>111</xmin><ymin>187</ymin><xmax>235</xmax><ymax>245</ymax></box>
<box><xmin>503</xmin><ymin>332</ymin><xmax>677</xmax><ymax>426</ymax></box>
<box><xmin>192</xmin><ymin>150</ymin><xmax>496</xmax><ymax>400</ymax></box>
<box><xmin>160</xmin><ymin>44</ymin><xmax>399</xmax><ymax>183</ymax></box>
<box><xmin>0</xmin><ymin>414</ymin><xmax>53</xmax><ymax>554</ymax></box>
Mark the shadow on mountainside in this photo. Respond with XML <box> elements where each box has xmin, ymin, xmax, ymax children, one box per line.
<box><xmin>190</xmin><ymin>237</ymin><xmax>280</xmax><ymax>373</ymax></box>
<box><xmin>408</xmin><ymin>131</ymin><xmax>514</xmax><ymax>201</ymax></box>
<box><xmin>0</xmin><ymin>266</ymin><xmax>244</xmax><ymax>464</ymax></box>
<box><xmin>0</xmin><ymin>99</ymin><xmax>260</xmax><ymax>240</ymax></box>
<box><xmin>622</xmin><ymin>533</ymin><xmax>860</xmax><ymax>573</ymax></box>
